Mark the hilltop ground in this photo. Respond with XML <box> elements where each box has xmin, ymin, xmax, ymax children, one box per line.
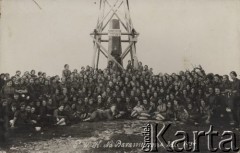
<box><xmin>0</xmin><ymin>120</ymin><xmax>239</xmax><ymax>153</ymax></box>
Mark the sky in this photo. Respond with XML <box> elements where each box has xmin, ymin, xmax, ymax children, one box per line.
<box><xmin>0</xmin><ymin>0</ymin><xmax>240</xmax><ymax>76</ymax></box>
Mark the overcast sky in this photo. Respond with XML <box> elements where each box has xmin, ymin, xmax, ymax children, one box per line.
<box><xmin>0</xmin><ymin>0</ymin><xmax>240</xmax><ymax>76</ymax></box>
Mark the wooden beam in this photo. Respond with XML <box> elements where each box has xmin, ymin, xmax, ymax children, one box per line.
<box><xmin>90</xmin><ymin>32</ymin><xmax>139</xmax><ymax>36</ymax></box>
<box><xmin>91</xmin><ymin>36</ymin><xmax>124</xmax><ymax>69</ymax></box>
<box><xmin>100</xmin><ymin>40</ymin><xmax>135</xmax><ymax>42</ymax></box>
<box><xmin>99</xmin><ymin>48</ymin><xmax>108</xmax><ymax>58</ymax></box>
<box><xmin>102</xmin><ymin>1</ymin><xmax>123</xmax><ymax>31</ymax></box>
<box><xmin>97</xmin><ymin>0</ymin><xmax>119</xmax><ymax>30</ymax></box>
<box><xmin>105</xmin><ymin>0</ymin><xmax>128</xmax><ymax>31</ymax></box>
<box><xmin>92</xmin><ymin>36</ymin><xmax>99</xmax><ymax>68</ymax></box>
<box><xmin>98</xmin><ymin>0</ymin><xmax>123</xmax><ymax>31</ymax></box>
<box><xmin>96</xmin><ymin>49</ymin><xmax>100</xmax><ymax>69</ymax></box>
<box><xmin>120</xmin><ymin>42</ymin><xmax>133</xmax><ymax>59</ymax></box>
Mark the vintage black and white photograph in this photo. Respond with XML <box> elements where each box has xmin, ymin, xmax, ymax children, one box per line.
<box><xmin>0</xmin><ymin>0</ymin><xmax>240</xmax><ymax>152</ymax></box>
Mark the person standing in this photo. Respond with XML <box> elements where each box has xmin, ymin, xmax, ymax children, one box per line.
<box><xmin>0</xmin><ymin>99</ymin><xmax>8</xmax><ymax>145</ymax></box>
<box><xmin>229</xmin><ymin>71</ymin><xmax>240</xmax><ymax>127</ymax></box>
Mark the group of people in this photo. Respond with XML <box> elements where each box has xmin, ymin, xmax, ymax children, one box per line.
<box><xmin>0</xmin><ymin>61</ymin><xmax>240</xmax><ymax>137</ymax></box>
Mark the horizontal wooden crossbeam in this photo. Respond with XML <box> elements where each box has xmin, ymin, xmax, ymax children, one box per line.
<box><xmin>100</xmin><ymin>40</ymin><xmax>136</xmax><ymax>42</ymax></box>
<box><xmin>90</xmin><ymin>32</ymin><xmax>139</xmax><ymax>36</ymax></box>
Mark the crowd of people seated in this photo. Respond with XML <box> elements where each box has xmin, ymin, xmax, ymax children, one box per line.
<box><xmin>0</xmin><ymin>61</ymin><xmax>240</xmax><ymax>132</ymax></box>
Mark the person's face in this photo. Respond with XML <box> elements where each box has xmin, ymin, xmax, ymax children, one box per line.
<box><xmin>45</xmin><ymin>81</ymin><xmax>49</xmax><ymax>85</ymax></box>
<box><xmin>42</xmin><ymin>101</ymin><xmax>47</xmax><ymax>106</ymax></box>
<box><xmin>2</xmin><ymin>101</ymin><xmax>7</xmax><ymax>107</ymax></box>
<box><xmin>154</xmin><ymin>92</ymin><xmax>157</xmax><ymax>97</ymax></box>
<box><xmin>214</xmin><ymin>76</ymin><xmax>219</xmax><ymax>82</ymax></box>
<box><xmin>173</xmin><ymin>100</ymin><xmax>178</xmax><ymax>105</ymax></box>
<box><xmin>26</xmin><ymin>106</ymin><xmax>31</xmax><ymax>112</ymax></box>
<box><xmin>183</xmin><ymin>90</ymin><xmax>187</xmax><ymax>95</ymax></box>
<box><xmin>72</xmin><ymin>104</ymin><xmax>76</xmax><ymax>109</ymax></box>
<box><xmin>55</xmin><ymin>89</ymin><xmax>60</xmax><ymax>94</ymax></box>
<box><xmin>11</xmin><ymin>106</ymin><xmax>17</xmax><ymax>112</ymax></box>
<box><xmin>200</xmin><ymin>100</ymin><xmax>205</xmax><ymax>106</ymax></box>
<box><xmin>20</xmin><ymin>79</ymin><xmax>25</xmax><ymax>84</ymax></box>
<box><xmin>150</xmin><ymin>101</ymin><xmax>154</xmax><ymax>106</ymax></box>
<box><xmin>137</xmin><ymin>101</ymin><xmax>141</xmax><ymax>106</ymax></box>
<box><xmin>14</xmin><ymin>94</ymin><xmax>19</xmax><ymax>99</ymax></box>
<box><xmin>107</xmin><ymin>97</ymin><xmax>111</xmax><ymax>103</ymax></box>
<box><xmin>64</xmin><ymin>97</ymin><xmax>68</xmax><ymax>102</ymax></box>
<box><xmin>188</xmin><ymin>104</ymin><xmax>192</xmax><ymax>109</ymax></box>
<box><xmin>209</xmin><ymin>88</ymin><xmax>213</xmax><ymax>94</ymax></box>
<box><xmin>59</xmin><ymin>106</ymin><xmax>64</xmax><ymax>111</ymax></box>
<box><xmin>144</xmin><ymin>65</ymin><xmax>148</xmax><ymax>70</ymax></box>
<box><xmin>31</xmin><ymin>70</ymin><xmax>35</xmax><ymax>75</ymax></box>
<box><xmin>5</xmin><ymin>74</ymin><xmax>10</xmax><ymax>79</ymax></box>
<box><xmin>17</xmin><ymin>71</ymin><xmax>21</xmax><ymax>76</ymax></box>
<box><xmin>31</xmin><ymin>107</ymin><xmax>35</xmax><ymax>113</ymax></box>
<box><xmin>223</xmin><ymin>76</ymin><xmax>228</xmax><ymax>82</ymax></box>
<box><xmin>7</xmin><ymin>81</ymin><xmax>13</xmax><ymax>87</ymax></box>
<box><xmin>20</xmin><ymin>105</ymin><xmax>26</xmax><ymax>111</ymax></box>
<box><xmin>48</xmin><ymin>99</ymin><xmax>53</xmax><ymax>105</ymax></box>
<box><xmin>65</xmin><ymin>65</ymin><xmax>69</xmax><ymax>70</ymax></box>
<box><xmin>89</xmin><ymin>99</ymin><xmax>93</xmax><ymax>105</ymax></box>
<box><xmin>36</xmin><ymin>101</ymin><xmax>41</xmax><ymax>106</ymax></box>
<box><xmin>78</xmin><ymin>99</ymin><xmax>82</xmax><ymax>104</ymax></box>
<box><xmin>110</xmin><ymin>105</ymin><xmax>116</xmax><ymax>112</ymax></box>
<box><xmin>35</xmin><ymin>79</ymin><xmax>39</xmax><ymax>84</ymax></box>
<box><xmin>71</xmin><ymin>88</ymin><xmax>75</xmax><ymax>92</ymax></box>
<box><xmin>143</xmin><ymin>100</ymin><xmax>147</xmax><ymax>105</ymax></box>
<box><xmin>24</xmin><ymin>71</ymin><xmax>29</xmax><ymax>76</ymax></box>
<box><xmin>170</xmin><ymin>94</ymin><xmax>174</xmax><ymax>100</ymax></box>
<box><xmin>98</xmin><ymin>98</ymin><xmax>102</xmax><ymax>103</ymax></box>
<box><xmin>158</xmin><ymin>99</ymin><xmax>162</xmax><ymax>104</ymax></box>
<box><xmin>167</xmin><ymin>102</ymin><xmax>171</xmax><ymax>108</ymax></box>
<box><xmin>166</xmin><ymin>95</ymin><xmax>170</xmax><ymax>101</ymax></box>
<box><xmin>30</xmin><ymin>79</ymin><xmax>34</xmax><ymax>84</ymax></box>
<box><xmin>215</xmin><ymin>88</ymin><xmax>220</xmax><ymax>95</ymax></box>
<box><xmin>12</xmin><ymin>77</ymin><xmax>16</xmax><ymax>82</ymax></box>
<box><xmin>230</xmin><ymin>73</ymin><xmax>236</xmax><ymax>80</ymax></box>
<box><xmin>0</xmin><ymin>75</ymin><xmax>4</xmax><ymax>79</ymax></box>
<box><xmin>63</xmin><ymin>88</ymin><xmax>67</xmax><ymax>94</ymax></box>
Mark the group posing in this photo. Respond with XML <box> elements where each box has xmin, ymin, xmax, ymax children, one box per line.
<box><xmin>0</xmin><ymin>61</ymin><xmax>240</xmax><ymax>130</ymax></box>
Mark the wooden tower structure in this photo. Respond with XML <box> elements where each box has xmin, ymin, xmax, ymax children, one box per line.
<box><xmin>90</xmin><ymin>0</ymin><xmax>139</xmax><ymax>70</ymax></box>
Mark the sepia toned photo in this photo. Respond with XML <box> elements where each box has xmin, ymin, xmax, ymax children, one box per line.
<box><xmin>0</xmin><ymin>0</ymin><xmax>240</xmax><ymax>152</ymax></box>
